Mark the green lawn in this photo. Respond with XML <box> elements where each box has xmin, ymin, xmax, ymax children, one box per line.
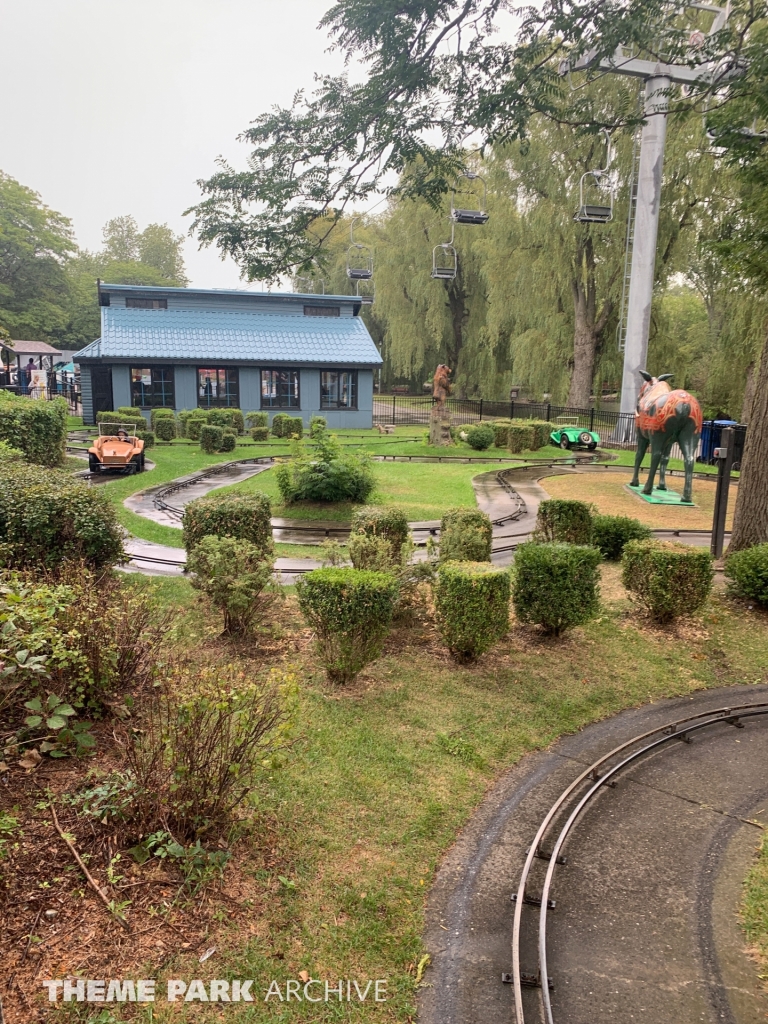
<box><xmin>742</xmin><ymin>832</ymin><xmax>768</xmax><ymax>992</ymax></box>
<box><xmin>99</xmin><ymin>572</ymin><xmax>768</xmax><ymax>1024</ymax></box>
<box><xmin>607</xmin><ymin>447</ymin><xmax>723</xmax><ymax>476</ymax></box>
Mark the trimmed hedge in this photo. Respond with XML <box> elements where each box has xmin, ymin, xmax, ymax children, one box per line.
<box><xmin>186</xmin><ymin>416</ymin><xmax>209</xmax><ymax>441</ymax></box>
<box><xmin>219</xmin><ymin>430</ymin><xmax>237</xmax><ymax>452</ymax></box>
<box><xmin>525</xmin><ymin>420</ymin><xmax>554</xmax><ymax>450</ymax></box>
<box><xmin>154</xmin><ymin>417</ymin><xmax>177</xmax><ymax>441</ymax></box>
<box><xmin>534</xmin><ymin>498</ymin><xmax>594</xmax><ymax>545</ymax></box>
<box><xmin>136</xmin><ymin>430</ymin><xmax>155</xmax><ymax>450</ymax></box>
<box><xmin>0</xmin><ymin>394</ymin><xmax>67</xmax><ymax>467</ymax></box>
<box><xmin>621</xmin><ymin>540</ymin><xmax>713</xmax><ymax>623</ymax></box>
<box><xmin>0</xmin><ymin>463</ymin><xmax>124</xmax><ymax>569</ymax></box>
<box><xmin>592</xmin><ymin>514</ymin><xmax>652</xmax><ymax>560</ymax></box>
<box><xmin>466</xmin><ymin>423</ymin><xmax>495</xmax><ymax>451</ymax></box>
<box><xmin>725</xmin><ymin>543</ymin><xmax>768</xmax><ymax>607</ymax></box>
<box><xmin>310</xmin><ymin>415</ymin><xmax>327</xmax><ymax>439</ymax></box>
<box><xmin>491</xmin><ymin>420</ymin><xmax>512</xmax><ymax>447</ymax></box>
<box><xmin>296</xmin><ymin>568</ymin><xmax>399</xmax><ymax>683</ymax></box>
<box><xmin>117</xmin><ymin>407</ymin><xmax>145</xmax><ymax>420</ymax></box>
<box><xmin>250</xmin><ymin>426</ymin><xmax>269</xmax><ymax>442</ymax></box>
<box><xmin>200</xmin><ymin>425</ymin><xmax>224</xmax><ymax>454</ymax></box>
<box><xmin>435</xmin><ymin>561</ymin><xmax>510</xmax><ymax>662</ymax></box>
<box><xmin>350</xmin><ymin>505</ymin><xmax>409</xmax><ymax>564</ymax></box>
<box><xmin>182</xmin><ymin>492</ymin><xmax>273</xmax><ymax>553</ymax></box>
<box><xmin>207</xmin><ymin>408</ymin><xmax>245</xmax><ymax>434</ymax></box>
<box><xmin>348</xmin><ymin>533</ymin><xmax>394</xmax><ymax>571</ymax></box>
<box><xmin>246</xmin><ymin>411</ymin><xmax>268</xmax><ymax>429</ymax></box>
<box><xmin>150</xmin><ymin>408</ymin><xmax>176</xmax><ymax>431</ymax></box>
<box><xmin>178</xmin><ymin>408</ymin><xmax>209</xmax><ymax>437</ymax></box>
<box><xmin>271</xmin><ymin>413</ymin><xmax>292</xmax><ymax>438</ymax></box>
<box><xmin>440</xmin><ymin>507</ymin><xmax>493</xmax><ymax>563</ymax></box>
<box><xmin>512</xmin><ymin>542</ymin><xmax>601</xmax><ymax>635</ymax></box>
<box><xmin>508</xmin><ymin>424</ymin><xmax>534</xmax><ymax>454</ymax></box>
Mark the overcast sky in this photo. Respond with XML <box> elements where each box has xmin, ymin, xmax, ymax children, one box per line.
<box><xmin>0</xmin><ymin>0</ymin><xmax>350</xmax><ymax>289</ymax></box>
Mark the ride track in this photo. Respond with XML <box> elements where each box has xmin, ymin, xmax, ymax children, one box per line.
<box><xmin>508</xmin><ymin>700</ymin><xmax>768</xmax><ymax>1024</ymax></box>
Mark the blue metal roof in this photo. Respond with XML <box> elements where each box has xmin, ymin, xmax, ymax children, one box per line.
<box><xmin>74</xmin><ymin>307</ymin><xmax>382</xmax><ymax>366</ymax></box>
<box><xmin>97</xmin><ymin>282</ymin><xmax>362</xmax><ymax>305</ymax></box>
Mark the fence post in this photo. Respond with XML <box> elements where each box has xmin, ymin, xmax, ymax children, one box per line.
<box><xmin>479</xmin><ymin>399</ymin><xmax>484</xmax><ymax>422</ymax></box>
<box><xmin>589</xmin><ymin>407</ymin><xmax>595</xmax><ymax>432</ymax></box>
<box><xmin>392</xmin><ymin>395</ymin><xmax>396</xmax><ymax>425</ymax></box>
<box><xmin>510</xmin><ymin>400</ymin><xmax>514</xmax><ymax>420</ymax></box>
<box><xmin>546</xmin><ymin>403</ymin><xmax>551</xmax><ymax>421</ymax></box>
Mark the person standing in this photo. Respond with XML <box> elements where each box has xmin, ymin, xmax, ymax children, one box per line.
<box><xmin>23</xmin><ymin>358</ymin><xmax>36</xmax><ymax>395</ymax></box>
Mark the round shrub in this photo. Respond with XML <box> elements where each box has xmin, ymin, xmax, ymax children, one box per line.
<box><xmin>150</xmin><ymin>408</ymin><xmax>176</xmax><ymax>431</ymax></box>
<box><xmin>182</xmin><ymin>492</ymin><xmax>273</xmax><ymax>553</ymax></box>
<box><xmin>440</xmin><ymin>507</ymin><xmax>493</xmax><ymax>563</ymax></box>
<box><xmin>246</xmin><ymin>411</ymin><xmax>268</xmax><ymax>429</ymax></box>
<box><xmin>0</xmin><ymin>463</ymin><xmax>124</xmax><ymax>569</ymax></box>
<box><xmin>187</xmin><ymin>535</ymin><xmax>276</xmax><ymax>635</ymax></box>
<box><xmin>512</xmin><ymin>542</ymin><xmax>601</xmax><ymax>635</ymax></box>
<box><xmin>0</xmin><ymin>394</ymin><xmax>67</xmax><ymax>467</ymax></box>
<box><xmin>725</xmin><ymin>543</ymin><xmax>768</xmax><ymax>607</ymax></box>
<box><xmin>508</xmin><ymin>424</ymin><xmax>534</xmax><ymax>454</ymax></box>
<box><xmin>350</xmin><ymin>505</ymin><xmax>410</xmax><ymax>564</ymax></box>
<box><xmin>592</xmin><ymin>514</ymin><xmax>652</xmax><ymax>560</ymax></box>
<box><xmin>219</xmin><ymin>430</ymin><xmax>237</xmax><ymax>453</ymax></box>
<box><xmin>534</xmin><ymin>499</ymin><xmax>593</xmax><ymax>545</ymax></box>
<box><xmin>154</xmin><ymin>416</ymin><xmax>177</xmax><ymax>441</ymax></box>
<box><xmin>296</xmin><ymin>568</ymin><xmax>399</xmax><ymax>683</ymax></box>
<box><xmin>466</xmin><ymin>423</ymin><xmax>495</xmax><ymax>451</ymax></box>
<box><xmin>435</xmin><ymin>561</ymin><xmax>510</xmax><ymax>662</ymax></box>
<box><xmin>136</xmin><ymin>430</ymin><xmax>155</xmax><ymax>450</ymax></box>
<box><xmin>621</xmin><ymin>540</ymin><xmax>713</xmax><ymax>623</ymax></box>
<box><xmin>251</xmin><ymin>426</ymin><xmax>269</xmax><ymax>442</ymax></box>
<box><xmin>200</xmin><ymin>424</ymin><xmax>224</xmax><ymax>454</ymax></box>
<box><xmin>275</xmin><ymin>432</ymin><xmax>374</xmax><ymax>504</ymax></box>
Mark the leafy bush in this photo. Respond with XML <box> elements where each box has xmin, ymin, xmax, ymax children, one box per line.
<box><xmin>0</xmin><ymin>464</ymin><xmax>123</xmax><ymax>569</ymax></box>
<box><xmin>182</xmin><ymin>492</ymin><xmax>273</xmax><ymax>553</ymax></box>
<box><xmin>187</xmin><ymin>535</ymin><xmax>278</xmax><ymax>635</ymax></box>
<box><xmin>150</xmin><ymin>408</ymin><xmax>176</xmax><ymax>431</ymax></box>
<box><xmin>186</xmin><ymin>415</ymin><xmax>209</xmax><ymax>441</ymax></box>
<box><xmin>275</xmin><ymin>432</ymin><xmax>375</xmax><ymax>504</ymax></box>
<box><xmin>97</xmin><ymin>409</ymin><xmax>145</xmax><ymax>435</ymax></box>
<box><xmin>440</xmin><ymin>507</ymin><xmax>493</xmax><ymax>562</ymax></box>
<box><xmin>0</xmin><ymin>393</ymin><xmax>67</xmax><ymax>466</ymax></box>
<box><xmin>592</xmin><ymin>514</ymin><xmax>652</xmax><ymax>560</ymax></box>
<box><xmin>219</xmin><ymin>430</ymin><xmax>237</xmax><ymax>453</ymax></box>
<box><xmin>512</xmin><ymin>542</ymin><xmax>601</xmax><ymax>635</ymax></box>
<box><xmin>622</xmin><ymin>540</ymin><xmax>714</xmax><ymax>622</ymax></box>
<box><xmin>310</xmin><ymin>415</ymin><xmax>327</xmax><ymax>438</ymax></box>
<box><xmin>296</xmin><ymin>568</ymin><xmax>399</xmax><ymax>683</ymax></box>
<box><xmin>126</xmin><ymin>663</ymin><xmax>297</xmax><ymax>838</ymax></box>
<box><xmin>724</xmin><ymin>543</ymin><xmax>768</xmax><ymax>607</ymax></box>
<box><xmin>435</xmin><ymin>561</ymin><xmax>510</xmax><ymax>662</ymax></box>
<box><xmin>207</xmin><ymin>408</ymin><xmax>245</xmax><ymax>434</ymax></box>
<box><xmin>136</xmin><ymin>429</ymin><xmax>155</xmax><ymax>449</ymax></box>
<box><xmin>534</xmin><ymin>498</ymin><xmax>594</xmax><ymax>544</ymax></box>
<box><xmin>508</xmin><ymin>424</ymin><xmax>535</xmax><ymax>453</ymax></box>
<box><xmin>271</xmin><ymin>413</ymin><xmax>292</xmax><ymax>438</ymax></box>
<box><xmin>0</xmin><ymin>440</ymin><xmax>24</xmax><ymax>464</ymax></box>
<box><xmin>350</xmin><ymin>505</ymin><xmax>409</xmax><ymax>564</ymax></box>
<box><xmin>200</xmin><ymin>424</ymin><xmax>223</xmax><ymax>453</ymax></box>
<box><xmin>251</xmin><ymin>426</ymin><xmax>269</xmax><ymax>441</ymax></box>
<box><xmin>466</xmin><ymin>423</ymin><xmax>495</xmax><ymax>450</ymax></box>
<box><xmin>449</xmin><ymin>423</ymin><xmax>474</xmax><ymax>443</ymax></box>
<box><xmin>491</xmin><ymin>420</ymin><xmax>512</xmax><ymax>447</ymax></box>
<box><xmin>245</xmin><ymin>411</ymin><xmax>268</xmax><ymax>429</ymax></box>
<box><xmin>178</xmin><ymin>408</ymin><xmax>209</xmax><ymax>437</ymax></box>
<box><xmin>348</xmin><ymin>533</ymin><xmax>394</xmax><ymax>571</ymax></box>
<box><xmin>285</xmin><ymin>416</ymin><xmax>303</xmax><ymax>438</ymax></box>
<box><xmin>154</xmin><ymin>416</ymin><xmax>177</xmax><ymax>441</ymax></box>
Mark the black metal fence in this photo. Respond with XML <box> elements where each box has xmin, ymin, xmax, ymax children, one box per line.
<box><xmin>373</xmin><ymin>395</ymin><xmax>747</xmax><ymax>464</ymax></box>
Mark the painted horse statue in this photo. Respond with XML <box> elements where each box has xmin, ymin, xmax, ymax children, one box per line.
<box><xmin>630</xmin><ymin>371</ymin><xmax>703</xmax><ymax>504</ymax></box>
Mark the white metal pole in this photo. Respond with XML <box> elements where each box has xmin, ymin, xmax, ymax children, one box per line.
<box><xmin>618</xmin><ymin>75</ymin><xmax>670</xmax><ymax>430</ymax></box>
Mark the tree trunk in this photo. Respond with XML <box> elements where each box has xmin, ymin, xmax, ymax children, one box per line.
<box><xmin>729</xmin><ymin>335</ymin><xmax>768</xmax><ymax>551</ymax></box>
<box><xmin>568</xmin><ymin>289</ymin><xmax>598</xmax><ymax>408</ymax></box>
<box><xmin>741</xmin><ymin>359</ymin><xmax>756</xmax><ymax>424</ymax></box>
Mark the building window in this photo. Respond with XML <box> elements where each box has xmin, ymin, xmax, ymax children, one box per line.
<box><xmin>130</xmin><ymin>367</ymin><xmax>174</xmax><ymax>408</ymax></box>
<box><xmin>304</xmin><ymin>305</ymin><xmax>340</xmax><ymax>317</ymax></box>
<box><xmin>197</xmin><ymin>368</ymin><xmax>239</xmax><ymax>408</ymax></box>
<box><xmin>261</xmin><ymin>369</ymin><xmax>300</xmax><ymax>408</ymax></box>
<box><xmin>126</xmin><ymin>297</ymin><xmax>168</xmax><ymax>309</ymax></box>
<box><xmin>321</xmin><ymin>370</ymin><xmax>357</xmax><ymax>410</ymax></box>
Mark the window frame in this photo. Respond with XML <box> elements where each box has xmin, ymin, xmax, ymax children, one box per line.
<box><xmin>260</xmin><ymin>368</ymin><xmax>301</xmax><ymax>409</ymax></box>
<box><xmin>196</xmin><ymin>367</ymin><xmax>240</xmax><ymax>409</ymax></box>
<box><xmin>320</xmin><ymin>369</ymin><xmax>358</xmax><ymax>411</ymax></box>
<box><xmin>130</xmin><ymin>366</ymin><xmax>175</xmax><ymax>408</ymax></box>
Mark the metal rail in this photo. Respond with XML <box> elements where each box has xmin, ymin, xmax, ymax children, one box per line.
<box><xmin>510</xmin><ymin>701</ymin><xmax>768</xmax><ymax>1024</ymax></box>
<box><xmin>126</xmin><ymin>551</ymin><xmax>309</xmax><ymax>575</ymax></box>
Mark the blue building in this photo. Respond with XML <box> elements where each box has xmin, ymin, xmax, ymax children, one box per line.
<box><xmin>74</xmin><ymin>283</ymin><xmax>382</xmax><ymax>428</ymax></box>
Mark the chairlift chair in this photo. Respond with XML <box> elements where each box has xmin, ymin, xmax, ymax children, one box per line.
<box><xmin>450</xmin><ymin>172</ymin><xmax>489</xmax><ymax>225</ymax></box>
<box><xmin>574</xmin><ymin>130</ymin><xmax>614</xmax><ymax>224</ymax></box>
<box><xmin>346</xmin><ymin>216</ymin><xmax>374</xmax><ymax>281</ymax></box>
<box><xmin>431</xmin><ymin>222</ymin><xmax>458</xmax><ymax>280</ymax></box>
<box><xmin>355</xmin><ymin>279</ymin><xmax>375</xmax><ymax>305</ymax></box>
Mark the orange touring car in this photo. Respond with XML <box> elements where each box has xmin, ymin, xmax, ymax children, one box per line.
<box><xmin>88</xmin><ymin>424</ymin><xmax>146</xmax><ymax>474</ymax></box>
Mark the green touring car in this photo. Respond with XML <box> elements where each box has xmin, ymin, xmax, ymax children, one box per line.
<box><xmin>549</xmin><ymin>425</ymin><xmax>600</xmax><ymax>451</ymax></box>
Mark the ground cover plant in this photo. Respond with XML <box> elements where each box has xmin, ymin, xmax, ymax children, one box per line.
<box><xmin>2</xmin><ymin>563</ymin><xmax>767</xmax><ymax>1023</ymax></box>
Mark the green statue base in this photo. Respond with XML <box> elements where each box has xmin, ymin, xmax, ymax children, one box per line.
<box><xmin>625</xmin><ymin>483</ymin><xmax>697</xmax><ymax>507</ymax></box>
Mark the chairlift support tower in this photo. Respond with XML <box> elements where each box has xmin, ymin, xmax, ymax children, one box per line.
<box><xmin>565</xmin><ymin>3</ymin><xmax>731</xmax><ymax>435</ymax></box>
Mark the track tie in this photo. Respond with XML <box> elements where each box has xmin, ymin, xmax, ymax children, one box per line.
<box><xmin>587</xmin><ymin>768</ymin><xmax>617</xmax><ymax>787</ymax></box>
<box><xmin>501</xmin><ymin>972</ymin><xmax>554</xmax><ymax>990</ymax></box>
<box><xmin>534</xmin><ymin>847</ymin><xmax>567</xmax><ymax>865</ymax></box>
<box><xmin>511</xmin><ymin>893</ymin><xmax>556</xmax><ymax>909</ymax></box>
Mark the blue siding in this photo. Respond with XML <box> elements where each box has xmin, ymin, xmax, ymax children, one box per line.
<box><xmin>239</xmin><ymin>367</ymin><xmax>261</xmax><ymax>415</ymax></box>
<box><xmin>81</xmin><ymin>366</ymin><xmax>93</xmax><ymax>425</ymax></box>
<box><xmin>174</xmin><ymin>366</ymin><xmax>197</xmax><ymax>411</ymax></box>
<box><xmin>112</xmin><ymin>365</ymin><xmax>131</xmax><ymax>410</ymax></box>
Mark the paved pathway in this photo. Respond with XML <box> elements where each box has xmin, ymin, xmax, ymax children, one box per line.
<box><xmin>419</xmin><ymin>684</ymin><xmax>768</xmax><ymax>1024</ymax></box>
